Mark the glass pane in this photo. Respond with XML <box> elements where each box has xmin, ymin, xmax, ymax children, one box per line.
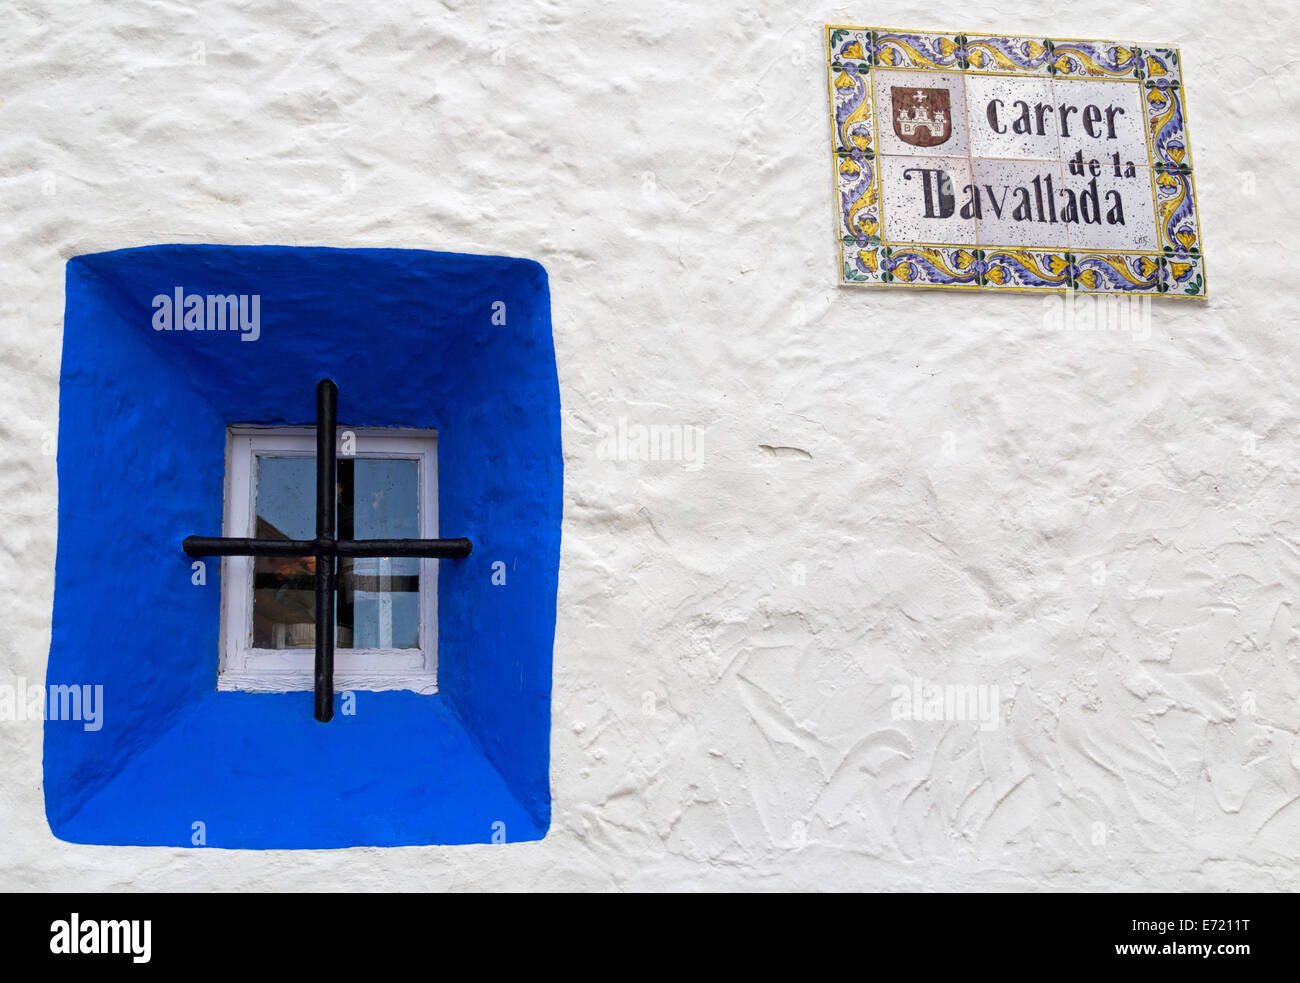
<box><xmin>252</xmin><ymin>457</ymin><xmax>316</xmax><ymax>649</ymax></box>
<box><xmin>338</xmin><ymin>459</ymin><xmax>420</xmax><ymax>650</ymax></box>
<box><xmin>251</xmin><ymin>454</ymin><xmax>421</xmax><ymax>650</ymax></box>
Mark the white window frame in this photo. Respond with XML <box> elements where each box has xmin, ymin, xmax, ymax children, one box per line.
<box><xmin>217</xmin><ymin>425</ymin><xmax>439</xmax><ymax>694</ymax></box>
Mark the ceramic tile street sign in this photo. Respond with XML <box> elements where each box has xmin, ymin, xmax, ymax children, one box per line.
<box><xmin>827</xmin><ymin>27</ymin><xmax>1205</xmax><ymax>296</ymax></box>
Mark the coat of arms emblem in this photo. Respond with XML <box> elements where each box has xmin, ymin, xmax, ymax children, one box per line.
<box><xmin>891</xmin><ymin>87</ymin><xmax>952</xmax><ymax>147</ymax></box>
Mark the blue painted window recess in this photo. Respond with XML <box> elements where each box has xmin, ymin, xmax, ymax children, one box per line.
<box><xmin>183</xmin><ymin>379</ymin><xmax>472</xmax><ymax>721</ymax></box>
<box><xmin>47</xmin><ymin>245</ymin><xmax>562</xmax><ymax>848</ymax></box>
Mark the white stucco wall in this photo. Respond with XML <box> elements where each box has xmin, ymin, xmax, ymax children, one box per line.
<box><xmin>3</xmin><ymin>0</ymin><xmax>1297</xmax><ymax>890</ymax></box>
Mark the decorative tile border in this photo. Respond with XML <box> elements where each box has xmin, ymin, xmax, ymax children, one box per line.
<box><xmin>829</xmin><ymin>27</ymin><xmax>1140</xmax><ymax>78</ymax></box>
<box><xmin>827</xmin><ymin>25</ymin><xmax>1205</xmax><ymax>297</ymax></box>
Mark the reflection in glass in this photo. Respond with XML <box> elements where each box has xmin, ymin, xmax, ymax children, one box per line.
<box><xmin>251</xmin><ymin>456</ymin><xmax>420</xmax><ymax>650</ymax></box>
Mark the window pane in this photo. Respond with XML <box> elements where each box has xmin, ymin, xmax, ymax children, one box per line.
<box><xmin>251</xmin><ymin>454</ymin><xmax>421</xmax><ymax>650</ymax></box>
<box><xmin>252</xmin><ymin>457</ymin><xmax>316</xmax><ymax>649</ymax></box>
<box><xmin>338</xmin><ymin>458</ymin><xmax>420</xmax><ymax>650</ymax></box>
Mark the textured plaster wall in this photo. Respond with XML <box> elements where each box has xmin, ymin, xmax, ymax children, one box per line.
<box><xmin>1</xmin><ymin>0</ymin><xmax>1297</xmax><ymax>889</ymax></box>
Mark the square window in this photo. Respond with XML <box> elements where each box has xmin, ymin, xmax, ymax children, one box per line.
<box><xmin>219</xmin><ymin>428</ymin><xmax>440</xmax><ymax>694</ymax></box>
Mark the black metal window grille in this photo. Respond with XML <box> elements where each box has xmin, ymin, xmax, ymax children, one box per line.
<box><xmin>184</xmin><ymin>380</ymin><xmax>472</xmax><ymax>721</ymax></box>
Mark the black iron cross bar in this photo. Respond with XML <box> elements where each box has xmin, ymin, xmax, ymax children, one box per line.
<box><xmin>183</xmin><ymin>379</ymin><xmax>472</xmax><ymax>723</ymax></box>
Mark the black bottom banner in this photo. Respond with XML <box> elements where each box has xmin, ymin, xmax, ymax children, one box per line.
<box><xmin>5</xmin><ymin>891</ymin><xmax>1279</xmax><ymax>970</ymax></box>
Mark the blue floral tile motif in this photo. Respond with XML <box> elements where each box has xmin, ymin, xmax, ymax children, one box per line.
<box><xmin>836</xmin><ymin>151</ymin><xmax>879</xmax><ymax>242</ymax></box>
<box><xmin>1153</xmin><ymin>166</ymin><xmax>1198</xmax><ymax>253</ymax></box>
<box><xmin>868</xmin><ymin>31</ymin><xmax>963</xmax><ymax>70</ymax></box>
<box><xmin>881</xmin><ymin>245</ymin><xmax>981</xmax><ymax>287</ymax></box>
<box><xmin>960</xmin><ymin>36</ymin><xmax>1056</xmax><ymax>75</ymax></box>
<box><xmin>828</xmin><ymin>55</ymin><xmax>880</xmax><ymax>248</ymax></box>
<box><xmin>1072</xmin><ymin>253</ymin><xmax>1163</xmax><ymax>293</ymax></box>
<box><xmin>841</xmin><ymin>242</ymin><xmax>883</xmax><ymax>284</ymax></box>
<box><xmin>829</xmin><ymin>60</ymin><xmax>873</xmax><ymax>153</ymax></box>
<box><xmin>827</xmin><ymin>28</ymin><xmax>872</xmax><ymax>66</ymax></box>
<box><xmin>1138</xmin><ymin>47</ymin><xmax>1193</xmax><ymax>169</ymax></box>
<box><xmin>982</xmin><ymin>249</ymin><xmax>1071</xmax><ymax>288</ymax></box>
<box><xmin>825</xmin><ymin>25</ymin><xmax>1205</xmax><ymax>298</ymax></box>
<box><xmin>829</xmin><ymin>28</ymin><xmax>1139</xmax><ymax>77</ymax></box>
<box><xmin>1044</xmin><ymin>40</ymin><xmax>1139</xmax><ymax>78</ymax></box>
<box><xmin>1163</xmin><ymin>251</ymin><xmax>1205</xmax><ymax>297</ymax></box>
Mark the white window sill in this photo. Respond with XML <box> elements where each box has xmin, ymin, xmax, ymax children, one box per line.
<box><xmin>217</xmin><ymin>670</ymin><xmax>438</xmax><ymax>695</ymax></box>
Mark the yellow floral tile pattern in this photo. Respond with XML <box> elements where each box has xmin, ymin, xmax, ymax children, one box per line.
<box><xmin>827</xmin><ymin>25</ymin><xmax>1205</xmax><ymax>297</ymax></box>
